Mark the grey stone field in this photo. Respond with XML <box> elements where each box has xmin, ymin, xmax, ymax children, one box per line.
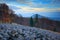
<box><xmin>0</xmin><ymin>23</ymin><xmax>60</xmax><ymax>40</ymax></box>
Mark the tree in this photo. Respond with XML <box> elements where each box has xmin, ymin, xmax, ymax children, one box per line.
<box><xmin>53</xmin><ymin>27</ymin><xmax>56</xmax><ymax>32</ymax></box>
<box><xmin>35</xmin><ymin>14</ymin><xmax>38</xmax><ymax>23</ymax></box>
<box><xmin>30</xmin><ymin>17</ymin><xmax>34</xmax><ymax>27</ymax></box>
<box><xmin>19</xmin><ymin>14</ymin><xmax>23</xmax><ymax>25</ymax></box>
<box><xmin>9</xmin><ymin>9</ymin><xmax>15</xmax><ymax>23</ymax></box>
<box><xmin>0</xmin><ymin>3</ymin><xmax>11</xmax><ymax>23</ymax></box>
<box><xmin>34</xmin><ymin>14</ymin><xmax>39</xmax><ymax>27</ymax></box>
<box><xmin>0</xmin><ymin>11</ymin><xmax>3</xmax><ymax>21</ymax></box>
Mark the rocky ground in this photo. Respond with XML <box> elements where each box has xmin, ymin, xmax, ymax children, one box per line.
<box><xmin>0</xmin><ymin>23</ymin><xmax>60</xmax><ymax>40</ymax></box>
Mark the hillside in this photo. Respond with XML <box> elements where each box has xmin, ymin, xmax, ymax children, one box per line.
<box><xmin>0</xmin><ymin>23</ymin><xmax>60</xmax><ymax>40</ymax></box>
<box><xmin>0</xmin><ymin>3</ymin><xmax>60</xmax><ymax>32</ymax></box>
<box><xmin>11</xmin><ymin>13</ymin><xmax>60</xmax><ymax>32</ymax></box>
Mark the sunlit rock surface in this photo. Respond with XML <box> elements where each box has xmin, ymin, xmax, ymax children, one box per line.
<box><xmin>0</xmin><ymin>23</ymin><xmax>60</xmax><ymax>40</ymax></box>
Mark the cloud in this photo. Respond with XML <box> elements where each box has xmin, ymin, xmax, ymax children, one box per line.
<box><xmin>17</xmin><ymin>0</ymin><xmax>32</xmax><ymax>4</ymax></box>
<box><xmin>19</xmin><ymin>6</ymin><xmax>60</xmax><ymax>12</ymax></box>
<box><xmin>16</xmin><ymin>0</ymin><xmax>60</xmax><ymax>8</ymax></box>
<box><xmin>0</xmin><ymin>0</ymin><xmax>60</xmax><ymax>8</ymax></box>
<box><xmin>13</xmin><ymin>6</ymin><xmax>60</xmax><ymax>13</ymax></box>
<box><xmin>52</xmin><ymin>0</ymin><xmax>60</xmax><ymax>4</ymax></box>
<box><xmin>7</xmin><ymin>3</ymin><xmax>60</xmax><ymax>13</ymax></box>
<box><xmin>4</xmin><ymin>0</ymin><xmax>60</xmax><ymax>13</ymax></box>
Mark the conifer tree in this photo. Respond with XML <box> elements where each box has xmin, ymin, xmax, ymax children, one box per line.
<box><xmin>30</xmin><ymin>17</ymin><xmax>34</xmax><ymax>27</ymax></box>
<box><xmin>35</xmin><ymin>14</ymin><xmax>38</xmax><ymax>23</ymax></box>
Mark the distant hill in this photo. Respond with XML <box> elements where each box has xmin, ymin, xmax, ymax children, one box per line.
<box><xmin>32</xmin><ymin>14</ymin><xmax>44</xmax><ymax>18</ymax></box>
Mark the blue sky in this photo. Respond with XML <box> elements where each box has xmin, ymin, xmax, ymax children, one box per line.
<box><xmin>0</xmin><ymin>0</ymin><xmax>60</xmax><ymax>21</ymax></box>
